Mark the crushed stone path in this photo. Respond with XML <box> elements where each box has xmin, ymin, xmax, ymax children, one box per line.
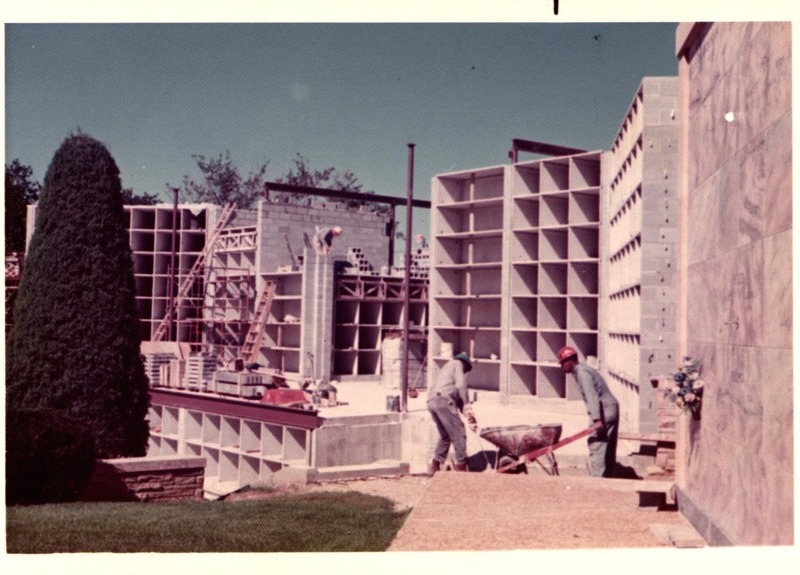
<box><xmin>388</xmin><ymin>472</ymin><xmax>696</xmax><ymax>551</ymax></box>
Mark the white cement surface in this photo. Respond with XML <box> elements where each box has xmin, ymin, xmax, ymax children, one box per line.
<box><xmin>317</xmin><ymin>380</ymin><xmax>601</xmax><ymax>474</ymax></box>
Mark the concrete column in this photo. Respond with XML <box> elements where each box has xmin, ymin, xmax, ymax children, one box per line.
<box><xmin>300</xmin><ymin>250</ymin><xmax>334</xmax><ymax>382</ymax></box>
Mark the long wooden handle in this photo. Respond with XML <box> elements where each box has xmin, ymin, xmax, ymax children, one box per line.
<box><xmin>495</xmin><ymin>421</ymin><xmax>603</xmax><ymax>474</ymax></box>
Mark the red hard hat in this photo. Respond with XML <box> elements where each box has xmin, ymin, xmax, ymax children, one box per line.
<box><xmin>557</xmin><ymin>346</ymin><xmax>578</xmax><ymax>364</ymax></box>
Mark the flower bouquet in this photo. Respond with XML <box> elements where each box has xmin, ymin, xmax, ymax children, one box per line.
<box><xmin>664</xmin><ymin>356</ymin><xmax>704</xmax><ymax>415</ymax></box>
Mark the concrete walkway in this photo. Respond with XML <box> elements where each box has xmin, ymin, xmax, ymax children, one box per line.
<box><xmin>389</xmin><ymin>472</ymin><xmax>702</xmax><ymax>551</ymax></box>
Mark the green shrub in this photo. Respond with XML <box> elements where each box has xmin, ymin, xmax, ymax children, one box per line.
<box><xmin>6</xmin><ymin>134</ymin><xmax>150</xmax><ymax>458</ymax></box>
<box><xmin>6</xmin><ymin>408</ymin><xmax>96</xmax><ymax>505</ymax></box>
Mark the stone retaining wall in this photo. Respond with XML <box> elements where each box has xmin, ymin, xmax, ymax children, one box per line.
<box><xmin>80</xmin><ymin>455</ymin><xmax>205</xmax><ymax>502</ymax></box>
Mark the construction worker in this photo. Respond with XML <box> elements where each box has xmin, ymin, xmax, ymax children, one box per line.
<box><xmin>314</xmin><ymin>226</ymin><xmax>342</xmax><ymax>255</ymax></box>
<box><xmin>427</xmin><ymin>352</ymin><xmax>477</xmax><ymax>474</ymax></box>
<box><xmin>557</xmin><ymin>346</ymin><xmax>619</xmax><ymax>477</ymax></box>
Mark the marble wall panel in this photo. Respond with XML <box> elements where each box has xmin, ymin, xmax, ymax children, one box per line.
<box><xmin>681</xmin><ymin>22</ymin><xmax>792</xmax><ymax>545</ymax></box>
<box><xmin>760</xmin><ymin>347</ymin><xmax>794</xmax><ymax>545</ymax></box>
<box><xmin>687</xmin><ymin>169</ymin><xmax>720</xmax><ymax>265</ymax></box>
<box><xmin>734</xmin><ymin>138</ymin><xmax>768</xmax><ymax>246</ymax></box>
<box><xmin>689</xmin><ymin>94</ymin><xmax>719</xmax><ymax>189</ymax></box>
<box><xmin>748</xmin><ymin>23</ymin><xmax>792</xmax><ymax>146</ymax></box>
<box><xmin>733</xmin><ymin>242</ymin><xmax>766</xmax><ymax>348</ymax></box>
<box><xmin>762</xmin><ymin>230</ymin><xmax>793</xmax><ymax>349</ymax></box>
<box><xmin>763</xmin><ymin>111</ymin><xmax>792</xmax><ymax>237</ymax></box>
<box><xmin>687</xmin><ymin>258</ymin><xmax>720</xmax><ymax>343</ymax></box>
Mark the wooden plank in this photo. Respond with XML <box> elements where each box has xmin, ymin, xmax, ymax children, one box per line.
<box><xmin>618</xmin><ymin>431</ymin><xmax>676</xmax><ymax>444</ymax></box>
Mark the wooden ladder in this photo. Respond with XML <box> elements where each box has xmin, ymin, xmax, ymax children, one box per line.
<box><xmin>152</xmin><ymin>203</ymin><xmax>236</xmax><ymax>342</ymax></box>
<box><xmin>240</xmin><ymin>280</ymin><xmax>277</xmax><ymax>362</ymax></box>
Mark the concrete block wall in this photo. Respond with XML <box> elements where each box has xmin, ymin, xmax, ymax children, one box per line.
<box><xmin>676</xmin><ymin>22</ymin><xmax>792</xmax><ymax>546</ymax></box>
<box><xmin>605</xmin><ymin>77</ymin><xmax>680</xmax><ymax>435</ymax></box>
<box><xmin>313</xmin><ymin>415</ymin><xmax>403</xmax><ymax>467</ymax></box>
<box><xmin>255</xmin><ymin>199</ymin><xmax>391</xmax><ymax>276</ymax></box>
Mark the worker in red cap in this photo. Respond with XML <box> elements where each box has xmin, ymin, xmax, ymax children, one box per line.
<box><xmin>557</xmin><ymin>346</ymin><xmax>619</xmax><ymax>477</ymax></box>
<box><xmin>426</xmin><ymin>352</ymin><xmax>477</xmax><ymax>474</ymax></box>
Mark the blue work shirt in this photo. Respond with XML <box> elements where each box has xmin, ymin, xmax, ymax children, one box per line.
<box><xmin>572</xmin><ymin>363</ymin><xmax>619</xmax><ymax>423</ymax></box>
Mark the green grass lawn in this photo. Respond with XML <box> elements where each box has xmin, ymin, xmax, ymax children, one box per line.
<box><xmin>6</xmin><ymin>491</ymin><xmax>410</xmax><ymax>553</ymax></box>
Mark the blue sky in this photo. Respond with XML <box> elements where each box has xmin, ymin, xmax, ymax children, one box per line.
<box><xmin>6</xmin><ymin>22</ymin><xmax>681</xmax><ymax>241</ymax></box>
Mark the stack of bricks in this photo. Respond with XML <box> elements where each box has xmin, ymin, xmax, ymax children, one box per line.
<box><xmin>142</xmin><ymin>353</ymin><xmax>176</xmax><ymax>387</ymax></box>
<box><xmin>182</xmin><ymin>354</ymin><xmax>218</xmax><ymax>391</ymax></box>
<box><xmin>80</xmin><ymin>456</ymin><xmax>206</xmax><ymax>502</ymax></box>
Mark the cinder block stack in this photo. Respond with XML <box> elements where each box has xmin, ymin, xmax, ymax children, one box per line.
<box><xmin>162</xmin><ymin>359</ymin><xmax>187</xmax><ymax>389</ymax></box>
<box><xmin>182</xmin><ymin>354</ymin><xmax>218</xmax><ymax>391</ymax></box>
<box><xmin>346</xmin><ymin>247</ymin><xmax>375</xmax><ymax>274</ymax></box>
<box><xmin>391</xmin><ymin>247</ymin><xmax>429</xmax><ymax>279</ymax></box>
<box><xmin>143</xmin><ymin>353</ymin><xmax>176</xmax><ymax>387</ymax></box>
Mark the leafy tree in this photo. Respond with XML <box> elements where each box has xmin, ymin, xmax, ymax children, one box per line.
<box><xmin>173</xmin><ymin>151</ymin><xmax>386</xmax><ymax>213</ymax></box>
<box><xmin>178</xmin><ymin>150</ymin><xmax>269</xmax><ymax>209</ymax></box>
<box><xmin>275</xmin><ymin>153</ymin><xmax>386</xmax><ymax>213</ymax></box>
<box><xmin>121</xmin><ymin>187</ymin><xmax>159</xmax><ymax>206</ymax></box>
<box><xmin>6</xmin><ymin>134</ymin><xmax>150</xmax><ymax>458</ymax></box>
<box><xmin>5</xmin><ymin>159</ymin><xmax>41</xmax><ymax>253</ymax></box>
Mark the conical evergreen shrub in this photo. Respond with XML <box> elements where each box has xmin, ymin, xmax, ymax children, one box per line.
<box><xmin>7</xmin><ymin>134</ymin><xmax>150</xmax><ymax>458</ymax></box>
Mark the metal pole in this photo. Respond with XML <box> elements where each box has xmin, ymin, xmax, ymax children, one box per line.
<box><xmin>401</xmin><ymin>143</ymin><xmax>415</xmax><ymax>412</ymax></box>
<box><xmin>388</xmin><ymin>204</ymin><xmax>396</xmax><ymax>269</ymax></box>
<box><xmin>168</xmin><ymin>186</ymin><xmax>179</xmax><ymax>341</ymax></box>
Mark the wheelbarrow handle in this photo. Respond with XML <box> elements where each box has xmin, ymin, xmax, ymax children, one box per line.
<box><xmin>495</xmin><ymin>421</ymin><xmax>603</xmax><ymax>474</ymax></box>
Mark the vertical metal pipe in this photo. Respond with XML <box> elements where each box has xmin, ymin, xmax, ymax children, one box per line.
<box><xmin>388</xmin><ymin>204</ymin><xmax>396</xmax><ymax>269</ymax></box>
<box><xmin>401</xmin><ymin>144</ymin><xmax>415</xmax><ymax>412</ymax></box>
<box><xmin>168</xmin><ymin>187</ymin><xmax>179</xmax><ymax>341</ymax></box>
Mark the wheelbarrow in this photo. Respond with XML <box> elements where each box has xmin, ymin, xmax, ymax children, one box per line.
<box><xmin>479</xmin><ymin>421</ymin><xmax>602</xmax><ymax>475</ymax></box>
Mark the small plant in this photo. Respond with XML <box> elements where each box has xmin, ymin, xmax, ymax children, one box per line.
<box><xmin>664</xmin><ymin>356</ymin><xmax>704</xmax><ymax>415</ymax></box>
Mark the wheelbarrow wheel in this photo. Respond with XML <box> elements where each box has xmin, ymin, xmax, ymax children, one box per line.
<box><xmin>498</xmin><ymin>455</ymin><xmax>527</xmax><ymax>474</ymax></box>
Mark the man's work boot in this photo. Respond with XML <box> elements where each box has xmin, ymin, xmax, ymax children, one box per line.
<box><xmin>428</xmin><ymin>459</ymin><xmax>441</xmax><ymax>475</ymax></box>
<box><xmin>453</xmin><ymin>461</ymin><xmax>468</xmax><ymax>472</ymax></box>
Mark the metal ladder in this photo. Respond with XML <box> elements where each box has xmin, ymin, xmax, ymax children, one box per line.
<box><xmin>152</xmin><ymin>203</ymin><xmax>236</xmax><ymax>342</ymax></box>
<box><xmin>240</xmin><ymin>280</ymin><xmax>277</xmax><ymax>362</ymax></box>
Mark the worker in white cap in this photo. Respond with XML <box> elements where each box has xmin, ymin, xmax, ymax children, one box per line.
<box><xmin>426</xmin><ymin>352</ymin><xmax>477</xmax><ymax>474</ymax></box>
<box><xmin>314</xmin><ymin>226</ymin><xmax>342</xmax><ymax>255</ymax></box>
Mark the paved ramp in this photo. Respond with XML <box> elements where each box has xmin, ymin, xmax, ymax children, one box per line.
<box><xmin>389</xmin><ymin>472</ymin><xmax>700</xmax><ymax>551</ymax></box>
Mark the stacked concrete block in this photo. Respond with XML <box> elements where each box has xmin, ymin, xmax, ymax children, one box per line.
<box><xmin>392</xmin><ymin>246</ymin><xmax>430</xmax><ymax>279</ymax></box>
<box><xmin>212</xmin><ymin>370</ymin><xmax>264</xmax><ymax>398</ymax></box>
<box><xmin>142</xmin><ymin>353</ymin><xmax>176</xmax><ymax>387</ymax></box>
<box><xmin>346</xmin><ymin>247</ymin><xmax>375</xmax><ymax>274</ymax></box>
<box><xmin>161</xmin><ymin>359</ymin><xmax>187</xmax><ymax>389</ymax></box>
<box><xmin>605</xmin><ymin>77</ymin><xmax>679</xmax><ymax>434</ymax></box>
<box><xmin>300</xmin><ymin>253</ymin><xmax>335</xmax><ymax>381</ymax></box>
<box><xmin>182</xmin><ymin>354</ymin><xmax>218</xmax><ymax>390</ymax></box>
